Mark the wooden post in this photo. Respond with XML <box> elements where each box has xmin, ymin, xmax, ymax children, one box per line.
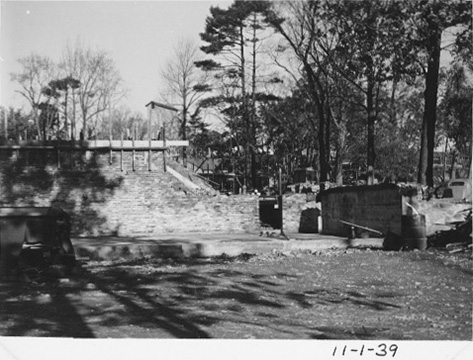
<box><xmin>162</xmin><ymin>126</ymin><xmax>167</xmax><ymax>172</ymax></box>
<box><xmin>148</xmin><ymin>132</ymin><xmax>152</xmax><ymax>172</ymax></box>
<box><xmin>109</xmin><ymin>136</ymin><xmax>113</xmax><ymax>165</ymax></box>
<box><xmin>109</xmin><ymin>106</ymin><xmax>112</xmax><ymax>165</ymax></box>
<box><xmin>120</xmin><ymin>133</ymin><xmax>124</xmax><ymax>172</ymax></box>
<box><xmin>132</xmin><ymin>127</ymin><xmax>136</xmax><ymax>171</ymax></box>
<box><xmin>148</xmin><ymin>103</ymin><xmax>152</xmax><ymax>171</ymax></box>
<box><xmin>148</xmin><ymin>144</ymin><xmax>152</xmax><ymax>171</ymax></box>
<box><xmin>278</xmin><ymin>167</ymin><xmax>288</xmax><ymax>239</ymax></box>
<box><xmin>92</xmin><ymin>132</ymin><xmax>96</xmax><ymax>163</ymax></box>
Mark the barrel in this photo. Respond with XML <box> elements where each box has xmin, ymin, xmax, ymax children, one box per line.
<box><xmin>401</xmin><ymin>214</ymin><xmax>427</xmax><ymax>250</ymax></box>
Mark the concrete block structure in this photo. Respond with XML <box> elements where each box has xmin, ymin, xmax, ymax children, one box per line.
<box><xmin>318</xmin><ymin>184</ymin><xmax>403</xmax><ymax>237</ymax></box>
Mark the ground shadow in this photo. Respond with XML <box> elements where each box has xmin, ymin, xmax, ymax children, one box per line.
<box><xmin>0</xmin><ymin>283</ymin><xmax>95</xmax><ymax>337</ymax></box>
<box><xmin>0</xmin><ymin>253</ymin><xmax>422</xmax><ymax>339</ymax></box>
<box><xmin>0</xmin><ymin>146</ymin><xmax>123</xmax><ymax>236</ymax></box>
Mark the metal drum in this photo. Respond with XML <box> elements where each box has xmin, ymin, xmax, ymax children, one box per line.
<box><xmin>402</xmin><ymin>214</ymin><xmax>427</xmax><ymax>250</ymax></box>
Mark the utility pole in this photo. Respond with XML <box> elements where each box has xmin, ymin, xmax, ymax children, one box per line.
<box><xmin>279</xmin><ymin>167</ymin><xmax>289</xmax><ymax>240</ymax></box>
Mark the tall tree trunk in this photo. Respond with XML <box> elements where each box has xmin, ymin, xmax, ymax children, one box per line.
<box><xmin>449</xmin><ymin>150</ymin><xmax>457</xmax><ymax>180</ymax></box>
<box><xmin>366</xmin><ymin>77</ymin><xmax>376</xmax><ymax>185</ymax></box>
<box><xmin>64</xmin><ymin>88</ymin><xmax>69</xmax><ymax>140</ymax></box>
<box><xmin>418</xmin><ymin>114</ymin><xmax>428</xmax><ymax>185</ymax></box>
<box><xmin>324</xmin><ymin>99</ymin><xmax>331</xmax><ymax>181</ymax></box>
<box><xmin>182</xmin><ymin>65</ymin><xmax>188</xmax><ymax>167</ymax></box>
<box><xmin>182</xmin><ymin>106</ymin><xmax>187</xmax><ymax>167</ymax></box>
<box><xmin>33</xmin><ymin>108</ymin><xmax>43</xmax><ymax>140</ymax></box>
<box><xmin>239</xmin><ymin>25</ymin><xmax>249</xmax><ymax>187</ymax></box>
<box><xmin>72</xmin><ymin>87</ymin><xmax>76</xmax><ymax>141</ymax></box>
<box><xmin>442</xmin><ymin>138</ymin><xmax>448</xmax><ymax>181</ymax></box>
<box><xmin>304</xmin><ymin>64</ymin><xmax>329</xmax><ymax>184</ymax></box>
<box><xmin>250</xmin><ymin>13</ymin><xmax>258</xmax><ymax>189</ymax></box>
<box><xmin>390</xmin><ymin>79</ymin><xmax>397</xmax><ymax>124</ymax></box>
<box><xmin>317</xmin><ymin>105</ymin><xmax>327</xmax><ymax>184</ymax></box>
<box><xmin>418</xmin><ymin>24</ymin><xmax>441</xmax><ymax>187</ymax></box>
<box><xmin>334</xmin><ymin>123</ymin><xmax>347</xmax><ymax>186</ymax></box>
<box><xmin>467</xmin><ymin>152</ymin><xmax>472</xmax><ymax>180</ymax></box>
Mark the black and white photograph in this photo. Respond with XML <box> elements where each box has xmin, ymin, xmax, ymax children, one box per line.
<box><xmin>0</xmin><ymin>0</ymin><xmax>471</xmax><ymax>359</ymax></box>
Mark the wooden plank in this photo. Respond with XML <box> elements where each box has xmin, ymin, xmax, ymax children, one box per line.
<box><xmin>0</xmin><ymin>140</ymin><xmax>188</xmax><ymax>149</ymax></box>
<box><xmin>339</xmin><ymin>220</ymin><xmax>384</xmax><ymax>235</ymax></box>
<box><xmin>162</xmin><ymin>127</ymin><xmax>166</xmax><ymax>172</ymax></box>
<box><xmin>109</xmin><ymin>137</ymin><xmax>113</xmax><ymax>165</ymax></box>
<box><xmin>148</xmin><ymin>136</ymin><xmax>152</xmax><ymax>172</ymax></box>
<box><xmin>120</xmin><ymin>134</ymin><xmax>124</xmax><ymax>172</ymax></box>
<box><xmin>132</xmin><ymin>131</ymin><xmax>135</xmax><ymax>172</ymax></box>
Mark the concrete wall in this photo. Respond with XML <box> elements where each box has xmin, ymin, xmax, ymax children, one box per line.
<box><xmin>319</xmin><ymin>184</ymin><xmax>403</xmax><ymax>237</ymax></box>
<box><xmin>0</xmin><ymin>148</ymin><xmax>259</xmax><ymax>236</ymax></box>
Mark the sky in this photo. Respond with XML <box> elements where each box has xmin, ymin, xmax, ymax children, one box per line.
<box><xmin>0</xmin><ymin>0</ymin><xmax>231</xmax><ymax>116</ymax></box>
<box><xmin>0</xmin><ymin>0</ymin><xmax>462</xmax><ymax>120</ymax></box>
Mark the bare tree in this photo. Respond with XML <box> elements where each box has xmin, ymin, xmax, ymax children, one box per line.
<box><xmin>10</xmin><ymin>54</ymin><xmax>57</xmax><ymax>139</ymax></box>
<box><xmin>267</xmin><ymin>1</ymin><xmax>333</xmax><ymax>183</ymax></box>
<box><xmin>91</xmin><ymin>106</ymin><xmax>147</xmax><ymax>140</ymax></box>
<box><xmin>60</xmin><ymin>41</ymin><xmax>127</xmax><ymax>139</ymax></box>
<box><xmin>160</xmin><ymin>38</ymin><xmax>211</xmax><ymax>164</ymax></box>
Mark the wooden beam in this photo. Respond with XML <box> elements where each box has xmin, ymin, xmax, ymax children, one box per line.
<box><xmin>0</xmin><ymin>140</ymin><xmax>188</xmax><ymax>150</ymax></box>
<box><xmin>339</xmin><ymin>220</ymin><xmax>383</xmax><ymax>235</ymax></box>
<box><xmin>162</xmin><ymin>126</ymin><xmax>166</xmax><ymax>172</ymax></box>
<box><xmin>120</xmin><ymin>133</ymin><xmax>124</xmax><ymax>172</ymax></box>
<box><xmin>109</xmin><ymin>137</ymin><xmax>113</xmax><ymax>165</ymax></box>
<box><xmin>132</xmin><ymin>130</ymin><xmax>136</xmax><ymax>172</ymax></box>
<box><xmin>148</xmin><ymin>104</ymin><xmax>152</xmax><ymax>171</ymax></box>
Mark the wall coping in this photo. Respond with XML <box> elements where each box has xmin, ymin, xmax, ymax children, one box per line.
<box><xmin>318</xmin><ymin>184</ymin><xmax>400</xmax><ymax>198</ymax></box>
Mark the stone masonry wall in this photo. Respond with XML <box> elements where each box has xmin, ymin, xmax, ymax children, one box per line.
<box><xmin>0</xmin><ymin>148</ymin><xmax>259</xmax><ymax>236</ymax></box>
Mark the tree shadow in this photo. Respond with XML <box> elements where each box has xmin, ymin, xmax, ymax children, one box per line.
<box><xmin>0</xmin><ymin>147</ymin><xmax>123</xmax><ymax>235</ymax></box>
<box><xmin>308</xmin><ymin>325</ymin><xmax>390</xmax><ymax>340</ymax></box>
<box><xmin>0</xmin><ymin>282</ymin><xmax>95</xmax><ymax>337</ymax></box>
<box><xmin>73</xmin><ymin>257</ymin><xmax>292</xmax><ymax>337</ymax></box>
<box><xmin>0</xmin><ymin>253</ymin><xmax>405</xmax><ymax>339</ymax></box>
<box><xmin>89</xmin><ymin>274</ymin><xmax>213</xmax><ymax>338</ymax></box>
<box><xmin>301</xmin><ymin>288</ymin><xmax>402</xmax><ymax>310</ymax></box>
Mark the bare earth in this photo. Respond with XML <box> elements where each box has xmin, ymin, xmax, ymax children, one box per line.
<box><xmin>0</xmin><ymin>248</ymin><xmax>471</xmax><ymax>340</ymax></box>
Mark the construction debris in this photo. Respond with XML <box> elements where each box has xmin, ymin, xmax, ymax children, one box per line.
<box><xmin>427</xmin><ymin>208</ymin><xmax>472</xmax><ymax>252</ymax></box>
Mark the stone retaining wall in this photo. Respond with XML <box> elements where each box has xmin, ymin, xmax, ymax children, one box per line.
<box><xmin>0</xmin><ymin>148</ymin><xmax>259</xmax><ymax>236</ymax></box>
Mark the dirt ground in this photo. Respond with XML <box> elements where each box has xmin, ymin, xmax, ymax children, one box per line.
<box><xmin>0</xmin><ymin>247</ymin><xmax>471</xmax><ymax>340</ymax></box>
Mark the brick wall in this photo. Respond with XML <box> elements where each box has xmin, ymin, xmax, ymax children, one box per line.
<box><xmin>0</xmin><ymin>148</ymin><xmax>259</xmax><ymax>236</ymax></box>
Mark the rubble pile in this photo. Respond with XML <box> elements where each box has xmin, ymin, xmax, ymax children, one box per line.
<box><xmin>427</xmin><ymin>209</ymin><xmax>472</xmax><ymax>253</ymax></box>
